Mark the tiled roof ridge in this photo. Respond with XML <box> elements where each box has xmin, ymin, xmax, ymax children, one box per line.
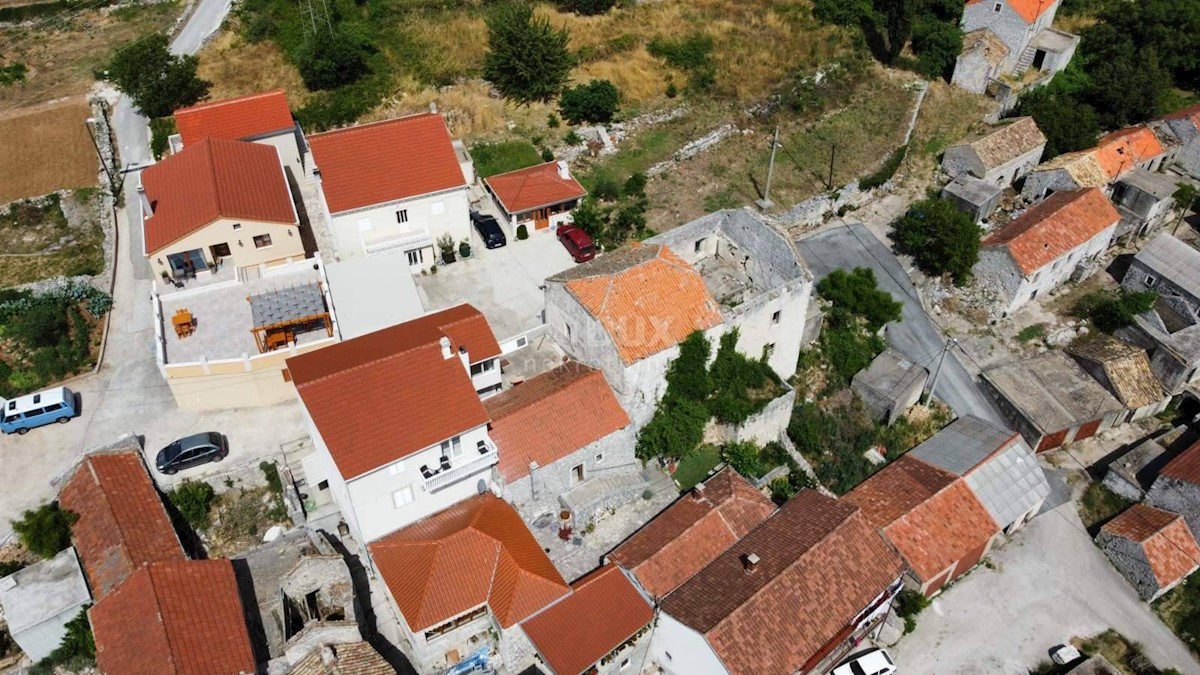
<box><xmin>895</xmin><ymin>455</ymin><xmax>993</xmax><ymax>527</ymax></box>
<box><xmin>143</xmin><ymin>564</ymin><xmax>180</xmax><ymax>673</ymax></box>
<box><xmin>966</xmin><ymin>432</ymin><xmax>1023</xmax><ymax>476</ymax></box>
<box><xmin>487</xmin><ymin>363</ymin><xmax>598</xmax><ymax>418</ymax></box>
<box><xmin>89</xmin><ymin>456</ymin><xmax>181</xmax><ymax>563</ymax></box>
<box><xmin>180</xmin><ymin>89</ymin><xmax>285</xmax><ymax>113</ymax></box>
<box><xmin>308</xmin><ymin>111</ymin><xmax>441</xmax><ymax>140</ymax></box>
<box><xmin>295</xmin><ymin>339</ymin><xmax>442</xmax><ymax>389</ymax></box>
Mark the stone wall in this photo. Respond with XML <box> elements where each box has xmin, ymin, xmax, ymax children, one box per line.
<box><xmin>1124</xmin><ymin>259</ymin><xmax>1200</xmax><ymax>324</ymax></box>
<box><xmin>1147</xmin><ymin>479</ymin><xmax>1200</xmax><ymax>542</ymax></box>
<box><xmin>1096</xmin><ymin>531</ymin><xmax>1161</xmax><ymax>600</ymax></box>
<box><xmin>709</xmin><ymin>386</ymin><xmax>796</xmax><ymax>446</ymax></box>
<box><xmin>1166</xmin><ymin>119</ymin><xmax>1200</xmax><ymax>179</ymax></box>
<box><xmin>501</xmin><ymin>426</ymin><xmax>640</xmax><ymax>521</ymax></box>
<box><xmin>1021</xmin><ymin>168</ymin><xmax>1082</xmax><ymax>201</ymax></box>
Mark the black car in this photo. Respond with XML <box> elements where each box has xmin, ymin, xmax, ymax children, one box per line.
<box><xmin>156</xmin><ymin>431</ymin><xmax>228</xmax><ymax>475</ymax></box>
<box><xmin>471</xmin><ymin>211</ymin><xmax>507</xmax><ymax>249</ymax></box>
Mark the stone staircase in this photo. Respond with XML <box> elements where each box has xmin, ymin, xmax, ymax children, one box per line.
<box><xmin>561</xmin><ymin>467</ymin><xmax>675</xmax><ymax>525</ymax></box>
<box><xmin>1012</xmin><ymin>46</ymin><xmax>1037</xmax><ymax>77</ymax></box>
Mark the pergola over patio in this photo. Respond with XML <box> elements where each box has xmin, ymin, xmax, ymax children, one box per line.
<box><xmin>249</xmin><ymin>282</ymin><xmax>332</xmax><ymax>353</ymax></box>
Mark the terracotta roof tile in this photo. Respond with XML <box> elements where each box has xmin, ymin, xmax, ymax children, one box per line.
<box><xmin>486</xmin><ymin>362</ymin><xmax>629</xmax><ymax>482</ymax></box>
<box><xmin>966</xmin><ymin>0</ymin><xmax>1057</xmax><ymax>22</ymax></box>
<box><xmin>307</xmin><ymin>113</ymin><xmax>467</xmax><ymax>214</ymax></box>
<box><xmin>1103</xmin><ymin>504</ymin><xmax>1200</xmax><ymax>588</ymax></box>
<box><xmin>58</xmin><ymin>450</ymin><xmax>185</xmax><ymax>600</ymax></box>
<box><xmin>290</xmin><ymin>642</ymin><xmax>393</xmax><ymax>675</ymax></box>
<box><xmin>550</xmin><ymin>244</ymin><xmax>723</xmax><ymax>364</ymax></box>
<box><xmin>289</xmin><ymin>304</ymin><xmax>496</xmax><ymax>478</ymax></box>
<box><xmin>1159</xmin><ymin>439</ymin><xmax>1200</xmax><ymax>484</ymax></box>
<box><xmin>91</xmin><ymin>560</ymin><xmax>256</xmax><ymax>675</ymax></box>
<box><xmin>1068</xmin><ymin>334</ymin><xmax>1165</xmax><ymax>409</ymax></box>
<box><xmin>609</xmin><ymin>467</ymin><xmax>776</xmax><ymax>598</ymax></box>
<box><xmin>961</xmin><ymin>29</ymin><xmax>1010</xmax><ymax>68</ymax></box>
<box><xmin>485</xmin><ymin>161</ymin><xmax>587</xmax><ymax>215</ymax></box>
<box><xmin>845</xmin><ymin>455</ymin><xmax>1000</xmax><ymax>581</ymax></box>
<box><xmin>661</xmin><ymin>491</ymin><xmax>906</xmax><ymax>675</ymax></box>
<box><xmin>1094</xmin><ymin>127</ymin><xmax>1166</xmax><ymax>178</ymax></box>
<box><xmin>964</xmin><ymin>117</ymin><xmax>1046</xmax><ymax>169</ymax></box>
<box><xmin>1164</xmin><ymin>102</ymin><xmax>1200</xmax><ymax>129</ymax></box>
<box><xmin>173</xmin><ymin>90</ymin><xmax>294</xmax><ymax>146</ymax></box>
<box><xmin>983</xmin><ymin>188</ymin><xmax>1119</xmax><ymax>275</ymax></box>
<box><xmin>140</xmin><ymin>137</ymin><xmax>296</xmax><ymax>254</ymax></box>
<box><xmin>521</xmin><ymin>564</ymin><xmax>653</xmax><ymax>675</ymax></box>
<box><xmin>369</xmin><ymin>493</ymin><xmax>569</xmax><ymax>632</ymax></box>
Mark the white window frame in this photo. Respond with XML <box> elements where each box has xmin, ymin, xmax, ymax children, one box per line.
<box><xmin>388</xmin><ymin>461</ymin><xmax>406</xmax><ymax>476</ymax></box>
<box><xmin>396</xmin><ymin>209</ymin><xmax>409</xmax><ymax>224</ymax></box>
<box><xmin>253</xmin><ymin>233</ymin><xmax>273</xmax><ymax>249</ymax></box>
<box><xmin>442</xmin><ymin>436</ymin><xmax>463</xmax><ymax>458</ymax></box>
<box><xmin>406</xmin><ymin>249</ymin><xmax>424</xmax><ymax>266</ymax></box>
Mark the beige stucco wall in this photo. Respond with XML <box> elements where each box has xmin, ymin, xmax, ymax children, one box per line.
<box><xmin>147</xmin><ymin>216</ymin><xmax>304</xmax><ymax>279</ymax></box>
<box><xmin>326</xmin><ymin>188</ymin><xmax>471</xmax><ymax>270</ymax></box>
<box><xmin>164</xmin><ymin>337</ymin><xmax>333</xmax><ymax>410</ymax></box>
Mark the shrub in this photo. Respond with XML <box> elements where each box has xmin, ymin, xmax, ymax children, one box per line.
<box><xmin>635</xmin><ymin>394</ymin><xmax>708</xmax><ymax>461</ymax></box>
<box><xmin>563</xmin><ymin>129</ymin><xmax>583</xmax><ymax>145</ymax></box>
<box><xmin>547</xmin><ymin>113</ymin><xmax>560</xmax><ymax>128</ymax></box>
<box><xmin>557</xmin><ymin>0</ymin><xmax>614</xmax><ymax>15</ymax></box>
<box><xmin>892</xmin><ymin>197</ymin><xmax>982</xmax><ymax>286</ymax></box>
<box><xmin>31</xmin><ymin>606</ymin><xmax>94</xmax><ymax>672</ymax></box>
<box><xmin>11</xmin><ymin>502</ymin><xmax>78</xmax><ymax>559</ymax></box>
<box><xmin>296</xmin><ymin>29</ymin><xmax>372</xmax><ymax>91</ymax></box>
<box><xmin>105</xmin><ymin>34</ymin><xmax>209</xmax><ymax>118</ymax></box>
<box><xmin>484</xmin><ymin>3</ymin><xmax>573</xmax><ymax>103</ymax></box>
<box><xmin>559</xmin><ymin>79</ymin><xmax>620</xmax><ymax>124</ymax></box>
<box><xmin>816</xmin><ymin>268</ymin><xmax>902</xmax><ymax>332</ymax></box>
<box><xmin>541</xmin><ymin>147</ymin><xmax>554</xmax><ymax>162</ymax></box>
<box><xmin>570</xmin><ymin>196</ymin><xmax>608</xmax><ymax>240</ymax></box>
<box><xmin>11</xmin><ymin>299</ymin><xmax>70</xmax><ymax>349</ymax></box>
<box><xmin>516</xmin><ymin>224</ymin><xmax>529</xmax><ymax>240</ymax></box>
<box><xmin>1074</xmin><ymin>289</ymin><xmax>1158</xmax><ymax>332</ymax></box>
<box><xmin>648</xmin><ymin>33</ymin><xmax>715</xmax><ymax>91</ymax></box>
<box><xmin>769</xmin><ymin>476</ymin><xmax>796</xmax><ymax>503</ymax></box>
<box><xmin>591</xmin><ymin>172</ymin><xmax>622</xmax><ymax>201</ymax></box>
<box><xmin>149</xmin><ymin>117</ymin><xmax>177</xmax><ymax>161</ymax></box>
<box><xmin>624</xmin><ymin>172</ymin><xmax>648</xmax><ymax>197</ymax></box>
<box><xmin>1016</xmin><ymin>323</ymin><xmax>1046</xmax><ymax>343</ymax></box>
<box><xmin>259</xmin><ymin>461</ymin><xmax>283</xmax><ymax>495</ymax></box>
<box><xmin>665</xmin><ymin>331</ymin><xmax>711</xmax><ymax>401</ymax></box>
<box><xmin>0</xmin><ymin>61</ymin><xmax>27</xmax><ymax>85</ymax></box>
<box><xmin>168</xmin><ymin>480</ymin><xmax>216</xmax><ymax>531</ymax></box>
<box><xmin>707</xmin><ymin>330</ymin><xmax>781</xmax><ymax>425</ymax></box>
<box><xmin>721</xmin><ymin>441</ymin><xmax>768</xmax><ymax>478</ymax></box>
<box><xmin>859</xmin><ymin>144</ymin><xmax>907</xmax><ymax>190</ymax></box>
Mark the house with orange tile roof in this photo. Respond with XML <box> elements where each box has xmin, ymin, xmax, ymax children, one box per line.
<box><xmin>367</xmin><ymin>492</ymin><xmax>571</xmax><ymax>673</ymax></box>
<box><xmin>1096</xmin><ymin>504</ymin><xmax>1200</xmax><ymax>601</ymax></box>
<box><xmin>1147</xmin><ymin>439</ymin><xmax>1200</xmax><ymax>541</ymax></box>
<box><xmin>955</xmin><ymin>0</ymin><xmax>1078</xmax><ymax>99</ymax></box>
<box><xmin>138</xmin><ymin>136</ymin><xmax>303</xmax><ymax>283</ymax></box>
<box><xmin>545</xmin><ymin>210</ymin><xmax>811</xmax><ymax>426</ymax></box>
<box><xmin>172</xmin><ymin>90</ymin><xmax>305</xmax><ymax>184</ymax></box>
<box><xmin>520</xmin><ymin>563</ymin><xmax>655</xmax><ymax>675</ymax></box>
<box><xmin>1022</xmin><ymin>127</ymin><xmax>1171</xmax><ymax>201</ymax></box>
<box><xmin>484</xmin><ymin>160</ymin><xmax>587</xmax><ymax>236</ymax></box>
<box><xmin>845</xmin><ymin>455</ymin><xmax>1001</xmax><ymax>597</ymax></box>
<box><xmin>288</xmin><ymin>304</ymin><xmax>504</xmax><ymax>544</ymax></box>
<box><xmin>485</xmin><ymin>360</ymin><xmax>638</xmax><ymax>523</ymax></box>
<box><xmin>973</xmin><ymin>188</ymin><xmax>1120</xmax><ymax>316</ymax></box>
<box><xmin>306</xmin><ymin>112</ymin><xmax>474</xmax><ymax>271</ymax></box>
<box><xmin>1161</xmin><ymin>102</ymin><xmax>1200</xmax><ymax>179</ymax></box>
<box><xmin>608</xmin><ymin>467</ymin><xmax>776</xmax><ymax>600</ymax></box>
<box><xmin>652</xmin><ymin>490</ymin><xmax>906</xmax><ymax>675</ymax></box>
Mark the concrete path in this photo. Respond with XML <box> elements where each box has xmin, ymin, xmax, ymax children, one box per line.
<box><xmin>893</xmin><ymin>502</ymin><xmax>1200</xmax><ymax>674</ymax></box>
<box><xmin>797</xmin><ymin>223</ymin><xmax>1007</xmax><ymax>427</ymax></box>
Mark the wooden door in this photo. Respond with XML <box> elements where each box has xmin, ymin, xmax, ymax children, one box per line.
<box><xmin>1074</xmin><ymin>418</ymin><xmax>1103</xmax><ymax>442</ymax></box>
<box><xmin>1037</xmin><ymin>428</ymin><xmax>1069</xmax><ymax>452</ymax></box>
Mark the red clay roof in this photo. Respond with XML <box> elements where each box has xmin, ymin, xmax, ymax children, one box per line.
<box><xmin>1103</xmin><ymin>504</ymin><xmax>1200</xmax><ymax>589</ymax></box>
<box><xmin>1164</xmin><ymin>102</ymin><xmax>1200</xmax><ymax>128</ymax></box>
<box><xmin>91</xmin><ymin>559</ymin><xmax>256</xmax><ymax>675</ymax></box>
<box><xmin>982</xmin><ymin>188</ymin><xmax>1119</xmax><ymax>275</ymax></box>
<box><xmin>486</xmin><ymin>361</ymin><xmax>629</xmax><ymax>482</ymax></box>
<box><xmin>1160</xmin><ymin>439</ymin><xmax>1200</xmax><ymax>485</ymax></box>
<box><xmin>609</xmin><ymin>467</ymin><xmax>776</xmax><ymax>598</ymax></box>
<box><xmin>307</xmin><ymin>113</ymin><xmax>467</xmax><ymax>214</ymax></box>
<box><xmin>485</xmin><ymin>161</ymin><xmax>587</xmax><ymax>215</ymax></box>
<box><xmin>58</xmin><ymin>450</ymin><xmax>185</xmax><ymax>601</ymax></box>
<box><xmin>173</xmin><ymin>90</ymin><xmax>294</xmax><ymax>146</ymax></box>
<box><xmin>661</xmin><ymin>490</ymin><xmax>906</xmax><ymax>675</ymax></box>
<box><xmin>288</xmin><ymin>305</ymin><xmax>496</xmax><ymax>479</ymax></box>
<box><xmin>550</xmin><ymin>244</ymin><xmax>723</xmax><ymax>364</ymax></box>
<box><xmin>845</xmin><ymin>455</ymin><xmax>999</xmax><ymax>581</ymax></box>
<box><xmin>521</xmin><ymin>564</ymin><xmax>654</xmax><ymax>675</ymax></box>
<box><xmin>369</xmin><ymin>493</ymin><xmax>569</xmax><ymax>632</ymax></box>
<box><xmin>965</xmin><ymin>0</ymin><xmax>1055</xmax><ymax>23</ymax></box>
<box><xmin>140</xmin><ymin>137</ymin><xmax>296</xmax><ymax>254</ymax></box>
<box><xmin>1093</xmin><ymin>127</ymin><xmax>1166</xmax><ymax>179</ymax></box>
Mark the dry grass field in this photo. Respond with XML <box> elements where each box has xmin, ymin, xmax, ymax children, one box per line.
<box><xmin>0</xmin><ymin>97</ymin><xmax>97</xmax><ymax>203</ymax></box>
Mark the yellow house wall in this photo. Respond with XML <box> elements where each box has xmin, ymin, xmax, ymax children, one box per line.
<box><xmin>147</xmin><ymin>217</ymin><xmax>304</xmax><ymax>278</ymax></box>
<box><xmin>163</xmin><ymin>338</ymin><xmax>333</xmax><ymax>410</ymax></box>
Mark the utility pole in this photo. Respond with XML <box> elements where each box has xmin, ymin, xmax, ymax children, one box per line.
<box><xmin>827</xmin><ymin>143</ymin><xmax>836</xmax><ymax>190</ymax></box>
<box><xmin>756</xmin><ymin>125</ymin><xmax>779</xmax><ymax>211</ymax></box>
<box><xmin>923</xmin><ymin>336</ymin><xmax>958</xmax><ymax>405</ymax></box>
<box><xmin>84</xmin><ymin>117</ymin><xmax>120</xmax><ymax>200</ymax></box>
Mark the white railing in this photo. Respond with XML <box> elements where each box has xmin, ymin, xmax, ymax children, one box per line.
<box><xmin>422</xmin><ymin>439</ymin><xmax>499</xmax><ymax>492</ymax></box>
<box><xmin>364</xmin><ymin>231</ymin><xmax>433</xmax><ymax>257</ymax></box>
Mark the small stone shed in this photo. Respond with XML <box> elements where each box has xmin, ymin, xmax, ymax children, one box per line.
<box><xmin>1123</xmin><ymin>232</ymin><xmax>1200</xmax><ymax>327</ymax></box>
<box><xmin>851</xmin><ymin>349</ymin><xmax>929</xmax><ymax>426</ymax></box>
<box><xmin>0</xmin><ymin>548</ymin><xmax>91</xmax><ymax>662</ymax></box>
<box><xmin>941</xmin><ymin>116</ymin><xmax>1046</xmax><ymax>187</ymax></box>
<box><xmin>1111</xmin><ymin>168</ymin><xmax>1183</xmax><ymax>241</ymax></box>
<box><xmin>942</xmin><ymin>175</ymin><xmax>1004</xmax><ymax>223</ymax></box>
<box><xmin>1103</xmin><ymin>438</ymin><xmax>1170</xmax><ymax>502</ymax></box>
<box><xmin>1146</xmin><ymin>439</ymin><xmax>1200</xmax><ymax>540</ymax></box>
<box><xmin>1068</xmin><ymin>334</ymin><xmax>1170</xmax><ymax>422</ymax></box>
<box><xmin>981</xmin><ymin>351</ymin><xmax>1125</xmax><ymax>452</ymax></box>
<box><xmin>1096</xmin><ymin>503</ymin><xmax>1200</xmax><ymax>601</ymax></box>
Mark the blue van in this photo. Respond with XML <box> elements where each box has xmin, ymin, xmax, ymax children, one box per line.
<box><xmin>1</xmin><ymin>387</ymin><xmax>78</xmax><ymax>435</ymax></box>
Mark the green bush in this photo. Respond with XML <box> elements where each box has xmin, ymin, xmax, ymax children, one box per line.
<box><xmin>0</xmin><ymin>62</ymin><xmax>27</xmax><ymax>86</ymax></box>
<box><xmin>635</xmin><ymin>394</ymin><xmax>709</xmax><ymax>461</ymax></box>
<box><xmin>707</xmin><ymin>330</ymin><xmax>781</xmax><ymax>425</ymax></box>
<box><xmin>592</xmin><ymin>172</ymin><xmax>622</xmax><ymax>201</ymax></box>
<box><xmin>666</xmin><ymin>331</ymin><xmax>711</xmax><ymax>401</ymax></box>
<box><xmin>570</xmin><ymin>195</ymin><xmax>608</xmax><ymax>240</ymax></box>
<box><xmin>892</xmin><ymin>197</ymin><xmax>982</xmax><ymax>286</ymax></box>
<box><xmin>484</xmin><ymin>3</ymin><xmax>573</xmax><ymax>103</ymax></box>
<box><xmin>11</xmin><ymin>300</ymin><xmax>70</xmax><ymax>349</ymax></box>
<box><xmin>260</xmin><ymin>461</ymin><xmax>283</xmax><ymax>494</ymax></box>
<box><xmin>648</xmin><ymin>33</ymin><xmax>715</xmax><ymax>91</ymax></box>
<box><xmin>788</xmin><ymin>397</ymin><xmax>886</xmax><ymax>494</ymax></box>
<box><xmin>859</xmin><ymin>144</ymin><xmax>907</xmax><ymax>190</ymax></box>
<box><xmin>721</xmin><ymin>441</ymin><xmax>769</xmax><ymax>478</ymax></box>
<box><xmin>168</xmin><ymin>480</ymin><xmax>216</xmax><ymax>531</ymax></box>
<box><xmin>149</xmin><ymin>117</ymin><xmax>177</xmax><ymax>161</ymax></box>
<box><xmin>296</xmin><ymin>29</ymin><xmax>372</xmax><ymax>91</ymax></box>
<box><xmin>30</xmin><ymin>606</ymin><xmax>94</xmax><ymax>673</ymax></box>
<box><xmin>624</xmin><ymin>172</ymin><xmax>648</xmax><ymax>197</ymax></box>
<box><xmin>817</xmin><ymin>268</ymin><xmax>902</xmax><ymax>332</ymax></box>
<box><xmin>11</xmin><ymin>502</ymin><xmax>78</xmax><ymax>559</ymax></box>
<box><xmin>516</xmin><ymin>224</ymin><xmax>529</xmax><ymax>240</ymax></box>
<box><xmin>559</xmin><ymin>79</ymin><xmax>620</xmax><ymax>124</ymax></box>
<box><xmin>1074</xmin><ymin>289</ymin><xmax>1158</xmax><ymax>332</ymax></box>
<box><xmin>769</xmin><ymin>476</ymin><xmax>796</xmax><ymax>503</ymax></box>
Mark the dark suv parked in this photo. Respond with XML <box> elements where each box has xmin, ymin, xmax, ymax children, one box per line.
<box><xmin>471</xmin><ymin>211</ymin><xmax>507</xmax><ymax>249</ymax></box>
<box><xmin>156</xmin><ymin>431</ymin><xmax>228</xmax><ymax>475</ymax></box>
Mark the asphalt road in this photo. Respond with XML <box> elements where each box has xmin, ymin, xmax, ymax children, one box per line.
<box><xmin>112</xmin><ymin>0</ymin><xmax>232</xmax><ymax>280</ymax></box>
<box><xmin>797</xmin><ymin>223</ymin><xmax>1008</xmax><ymax>427</ymax></box>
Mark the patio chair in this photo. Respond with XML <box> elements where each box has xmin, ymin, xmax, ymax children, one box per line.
<box><xmin>440</xmin><ymin>456</ymin><xmax>452</xmax><ymax>471</ymax></box>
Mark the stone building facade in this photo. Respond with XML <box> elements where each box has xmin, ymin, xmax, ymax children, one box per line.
<box><xmin>941</xmin><ymin>116</ymin><xmax>1047</xmax><ymax>187</ymax></box>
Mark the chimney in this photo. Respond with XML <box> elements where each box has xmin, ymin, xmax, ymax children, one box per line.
<box><xmin>429</xmin><ymin>101</ymin><xmax>438</xmax><ymax>114</ymax></box>
<box><xmin>742</xmin><ymin>553</ymin><xmax>760</xmax><ymax>574</ymax></box>
<box><xmin>692</xmin><ymin>482</ymin><xmax>706</xmax><ymax>501</ymax></box>
<box><xmin>458</xmin><ymin>345</ymin><xmax>470</xmax><ymax>372</ymax></box>
<box><xmin>440</xmin><ymin>336</ymin><xmax>452</xmax><ymax>360</ymax></box>
<box><xmin>137</xmin><ymin>185</ymin><xmax>153</xmax><ymax>218</ymax></box>
<box><xmin>556</xmin><ymin>160</ymin><xmax>570</xmax><ymax>180</ymax></box>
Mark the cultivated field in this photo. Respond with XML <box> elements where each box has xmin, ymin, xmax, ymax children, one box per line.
<box><xmin>0</xmin><ymin>97</ymin><xmax>97</xmax><ymax>203</ymax></box>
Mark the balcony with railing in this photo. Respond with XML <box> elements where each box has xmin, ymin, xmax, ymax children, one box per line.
<box><xmin>421</xmin><ymin>438</ymin><xmax>499</xmax><ymax>493</ymax></box>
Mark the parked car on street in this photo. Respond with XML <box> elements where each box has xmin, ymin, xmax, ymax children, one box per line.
<box><xmin>471</xmin><ymin>211</ymin><xmax>507</xmax><ymax>249</ymax></box>
<box><xmin>1</xmin><ymin>387</ymin><xmax>77</xmax><ymax>435</ymax></box>
<box><xmin>831</xmin><ymin>648</ymin><xmax>897</xmax><ymax>675</ymax></box>
<box><xmin>156</xmin><ymin>432</ymin><xmax>228</xmax><ymax>475</ymax></box>
<box><xmin>557</xmin><ymin>224</ymin><xmax>596</xmax><ymax>263</ymax></box>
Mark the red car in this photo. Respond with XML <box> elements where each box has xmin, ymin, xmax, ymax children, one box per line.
<box><xmin>557</xmin><ymin>225</ymin><xmax>597</xmax><ymax>263</ymax></box>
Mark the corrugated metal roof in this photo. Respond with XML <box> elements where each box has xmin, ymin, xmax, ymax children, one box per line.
<box><xmin>963</xmin><ymin>441</ymin><xmax>1051</xmax><ymax>528</ymax></box>
<box><xmin>909</xmin><ymin>415</ymin><xmax>1015</xmax><ymax>477</ymax></box>
<box><xmin>1134</xmin><ymin>233</ymin><xmax>1200</xmax><ymax>302</ymax></box>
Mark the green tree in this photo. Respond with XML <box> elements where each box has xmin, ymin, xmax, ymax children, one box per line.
<box><xmin>893</xmin><ymin>197</ymin><xmax>981</xmax><ymax>285</ymax></box>
<box><xmin>1079</xmin><ymin>25</ymin><xmax>1170</xmax><ymax>127</ymax></box>
<box><xmin>1075</xmin><ymin>290</ymin><xmax>1158</xmax><ymax>332</ymax></box>
<box><xmin>105</xmin><ymin>34</ymin><xmax>210</xmax><ymax>118</ymax></box>
<box><xmin>1012</xmin><ymin>86</ymin><xmax>1100</xmax><ymax>159</ymax></box>
<box><xmin>296</xmin><ymin>29</ymin><xmax>372</xmax><ymax>91</ymax></box>
<box><xmin>559</xmin><ymin>79</ymin><xmax>620</xmax><ymax>124</ymax></box>
<box><xmin>11</xmin><ymin>502</ymin><xmax>78</xmax><ymax>559</ymax></box>
<box><xmin>911</xmin><ymin>18</ymin><xmax>962</xmax><ymax>79</ymax></box>
<box><xmin>816</xmin><ymin>268</ymin><xmax>902</xmax><ymax>331</ymax></box>
<box><xmin>570</xmin><ymin>195</ymin><xmax>608</xmax><ymax>240</ymax></box>
<box><xmin>167</xmin><ymin>480</ymin><xmax>216</xmax><ymax>531</ymax></box>
<box><xmin>484</xmin><ymin>4</ymin><xmax>573</xmax><ymax>104</ymax></box>
<box><xmin>1173</xmin><ymin>183</ymin><xmax>1199</xmax><ymax>235</ymax></box>
<box><xmin>635</xmin><ymin>394</ymin><xmax>708</xmax><ymax>461</ymax></box>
